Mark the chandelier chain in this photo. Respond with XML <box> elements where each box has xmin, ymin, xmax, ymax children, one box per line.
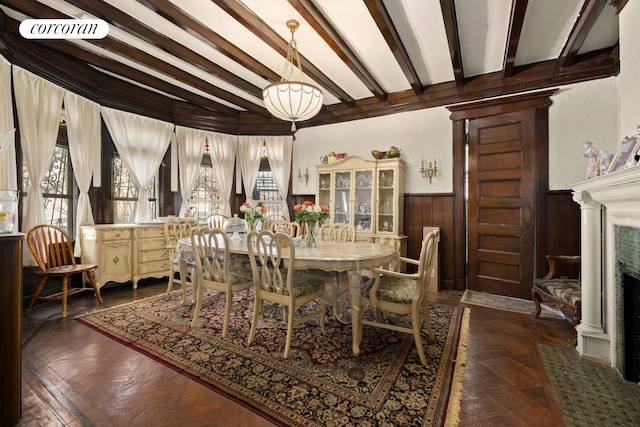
<box><xmin>281</xmin><ymin>23</ymin><xmax>305</xmax><ymax>83</ymax></box>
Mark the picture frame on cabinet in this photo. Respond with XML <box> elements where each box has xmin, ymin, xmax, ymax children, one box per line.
<box><xmin>607</xmin><ymin>136</ymin><xmax>640</xmax><ymax>173</ymax></box>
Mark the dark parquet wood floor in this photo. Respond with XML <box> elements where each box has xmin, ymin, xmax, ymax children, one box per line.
<box><xmin>17</xmin><ymin>279</ymin><xmax>576</xmax><ymax>427</ymax></box>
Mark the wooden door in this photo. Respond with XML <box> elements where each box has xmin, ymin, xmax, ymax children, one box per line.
<box><xmin>467</xmin><ymin>111</ymin><xmax>536</xmax><ymax>299</ymax></box>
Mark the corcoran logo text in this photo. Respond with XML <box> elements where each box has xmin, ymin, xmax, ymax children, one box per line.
<box><xmin>19</xmin><ymin>19</ymin><xmax>109</xmax><ymax>39</ymax></box>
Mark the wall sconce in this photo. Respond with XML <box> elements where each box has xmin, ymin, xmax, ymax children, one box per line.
<box><xmin>420</xmin><ymin>160</ymin><xmax>438</xmax><ymax>183</ymax></box>
<box><xmin>298</xmin><ymin>168</ymin><xmax>309</xmax><ymax>186</ymax></box>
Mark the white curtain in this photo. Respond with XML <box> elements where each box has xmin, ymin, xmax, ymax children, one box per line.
<box><xmin>101</xmin><ymin>107</ymin><xmax>173</xmax><ymax>223</ymax></box>
<box><xmin>237</xmin><ymin>135</ymin><xmax>264</xmax><ymax>200</ymax></box>
<box><xmin>208</xmin><ymin>132</ymin><xmax>237</xmax><ymax>217</ymax></box>
<box><xmin>65</xmin><ymin>91</ymin><xmax>101</xmax><ymax>255</ymax></box>
<box><xmin>0</xmin><ymin>56</ymin><xmax>18</xmax><ymax>232</ymax></box>
<box><xmin>265</xmin><ymin>136</ymin><xmax>293</xmax><ymax>220</ymax></box>
<box><xmin>175</xmin><ymin>126</ymin><xmax>205</xmax><ymax>217</ymax></box>
<box><xmin>13</xmin><ymin>67</ymin><xmax>65</xmax><ymax>266</ymax></box>
<box><xmin>0</xmin><ymin>56</ymin><xmax>16</xmax><ymax>188</ymax></box>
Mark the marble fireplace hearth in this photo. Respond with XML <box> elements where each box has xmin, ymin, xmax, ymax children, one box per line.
<box><xmin>573</xmin><ymin>165</ymin><xmax>640</xmax><ymax>378</ymax></box>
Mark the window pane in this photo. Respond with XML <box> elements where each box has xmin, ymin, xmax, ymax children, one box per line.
<box><xmin>112</xmin><ymin>155</ymin><xmax>156</xmax><ymax>224</ymax></box>
<box><xmin>189</xmin><ymin>165</ymin><xmax>223</xmax><ymax>221</ymax></box>
<box><xmin>22</xmin><ymin>145</ymin><xmax>74</xmax><ymax>235</ymax></box>
<box><xmin>113</xmin><ymin>201</ymin><xmax>136</xmax><ymax>224</ymax></box>
<box><xmin>253</xmin><ymin>169</ymin><xmax>283</xmax><ymax>216</ymax></box>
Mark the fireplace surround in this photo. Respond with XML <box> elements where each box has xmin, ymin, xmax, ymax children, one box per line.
<box><xmin>572</xmin><ymin>166</ymin><xmax>640</xmax><ymax>376</ymax></box>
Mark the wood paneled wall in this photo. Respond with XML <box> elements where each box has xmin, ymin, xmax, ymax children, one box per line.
<box><xmin>402</xmin><ymin>190</ymin><xmax>580</xmax><ymax>292</ymax></box>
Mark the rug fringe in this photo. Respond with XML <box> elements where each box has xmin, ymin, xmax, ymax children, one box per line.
<box><xmin>443</xmin><ymin>308</ymin><xmax>470</xmax><ymax>427</ymax></box>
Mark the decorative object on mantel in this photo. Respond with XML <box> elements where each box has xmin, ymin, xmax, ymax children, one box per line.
<box><xmin>607</xmin><ymin>135</ymin><xmax>640</xmax><ymax>174</ymax></box>
<box><xmin>599</xmin><ymin>151</ymin><xmax>614</xmax><ymax>176</ymax></box>
<box><xmin>293</xmin><ymin>200</ymin><xmax>329</xmax><ymax>247</ymax></box>
<box><xmin>239</xmin><ymin>200</ymin><xmax>266</xmax><ymax>230</ymax></box>
<box><xmin>262</xmin><ymin>19</ymin><xmax>323</xmax><ymax>132</ymax></box>
<box><xmin>583</xmin><ymin>141</ymin><xmax>600</xmax><ymax>179</ymax></box>
<box><xmin>420</xmin><ymin>159</ymin><xmax>438</xmax><ymax>183</ymax></box>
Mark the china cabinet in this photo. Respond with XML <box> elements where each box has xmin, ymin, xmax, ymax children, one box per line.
<box><xmin>81</xmin><ymin>223</ymin><xmax>170</xmax><ymax>289</ymax></box>
<box><xmin>316</xmin><ymin>156</ymin><xmax>406</xmax><ymax>252</ymax></box>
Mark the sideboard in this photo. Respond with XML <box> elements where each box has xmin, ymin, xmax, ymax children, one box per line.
<box><xmin>80</xmin><ymin>223</ymin><xmax>170</xmax><ymax>289</ymax></box>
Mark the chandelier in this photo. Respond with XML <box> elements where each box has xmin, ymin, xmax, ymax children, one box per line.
<box><xmin>263</xmin><ymin>19</ymin><xmax>323</xmax><ymax>132</ymax></box>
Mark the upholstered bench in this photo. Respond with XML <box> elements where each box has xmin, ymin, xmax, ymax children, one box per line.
<box><xmin>532</xmin><ymin>255</ymin><xmax>581</xmax><ymax>327</ymax></box>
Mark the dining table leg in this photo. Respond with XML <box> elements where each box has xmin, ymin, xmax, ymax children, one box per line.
<box><xmin>348</xmin><ymin>271</ymin><xmax>363</xmax><ymax>356</ymax></box>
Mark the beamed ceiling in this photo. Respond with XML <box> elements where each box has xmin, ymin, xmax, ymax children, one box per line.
<box><xmin>0</xmin><ymin>0</ymin><xmax>623</xmax><ymax>135</ymax></box>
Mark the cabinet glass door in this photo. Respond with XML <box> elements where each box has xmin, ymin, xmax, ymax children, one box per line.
<box><xmin>333</xmin><ymin>171</ymin><xmax>352</xmax><ymax>224</ymax></box>
<box><xmin>317</xmin><ymin>173</ymin><xmax>331</xmax><ymax>208</ymax></box>
<box><xmin>377</xmin><ymin>168</ymin><xmax>395</xmax><ymax>232</ymax></box>
<box><xmin>354</xmin><ymin>169</ymin><xmax>373</xmax><ymax>232</ymax></box>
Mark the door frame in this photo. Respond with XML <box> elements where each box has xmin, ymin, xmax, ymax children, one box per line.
<box><xmin>447</xmin><ymin>90</ymin><xmax>556</xmax><ymax>292</ymax></box>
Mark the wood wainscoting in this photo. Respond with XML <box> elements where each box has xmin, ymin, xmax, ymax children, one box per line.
<box><xmin>403</xmin><ymin>190</ymin><xmax>580</xmax><ymax>295</ymax></box>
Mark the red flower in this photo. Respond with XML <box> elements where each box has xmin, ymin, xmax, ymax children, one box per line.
<box><xmin>293</xmin><ymin>204</ymin><xmax>302</xmax><ymax>211</ymax></box>
<box><xmin>303</xmin><ymin>200</ymin><xmax>313</xmax><ymax>206</ymax></box>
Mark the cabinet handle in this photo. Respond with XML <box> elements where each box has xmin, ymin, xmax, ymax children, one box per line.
<box><xmin>115</xmin><ymin>232</ymin><xmax>121</xmax><ymax>238</ymax></box>
<box><xmin>113</xmin><ymin>256</ymin><xmax>119</xmax><ymax>264</ymax></box>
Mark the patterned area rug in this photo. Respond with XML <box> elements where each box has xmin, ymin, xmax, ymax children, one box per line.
<box><xmin>76</xmin><ymin>290</ymin><xmax>468</xmax><ymax>427</ymax></box>
<box><xmin>538</xmin><ymin>344</ymin><xmax>640</xmax><ymax>426</ymax></box>
<box><xmin>461</xmin><ymin>289</ymin><xmax>565</xmax><ymax>320</ymax></box>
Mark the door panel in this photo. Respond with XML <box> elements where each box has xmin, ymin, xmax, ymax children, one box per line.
<box><xmin>468</xmin><ymin>111</ymin><xmax>535</xmax><ymax>299</ymax></box>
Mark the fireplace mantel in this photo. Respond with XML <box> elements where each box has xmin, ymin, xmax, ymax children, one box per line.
<box><xmin>574</xmin><ymin>166</ymin><xmax>640</xmax><ymax>222</ymax></box>
<box><xmin>572</xmin><ymin>165</ymin><xmax>640</xmax><ymax>366</ymax></box>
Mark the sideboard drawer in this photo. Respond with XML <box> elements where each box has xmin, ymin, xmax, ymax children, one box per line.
<box><xmin>97</xmin><ymin>228</ymin><xmax>132</xmax><ymax>241</ymax></box>
<box><xmin>137</xmin><ymin>225</ymin><xmax>166</xmax><ymax>239</ymax></box>
<box><xmin>139</xmin><ymin>248</ymin><xmax>169</xmax><ymax>263</ymax></box>
<box><xmin>138</xmin><ymin>259</ymin><xmax>171</xmax><ymax>275</ymax></box>
<box><xmin>138</xmin><ymin>238</ymin><xmax>167</xmax><ymax>252</ymax></box>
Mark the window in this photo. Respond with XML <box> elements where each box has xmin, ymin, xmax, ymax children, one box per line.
<box><xmin>22</xmin><ymin>144</ymin><xmax>77</xmax><ymax>236</ymax></box>
<box><xmin>252</xmin><ymin>145</ymin><xmax>284</xmax><ymax>217</ymax></box>
<box><xmin>189</xmin><ymin>156</ymin><xmax>224</xmax><ymax>221</ymax></box>
<box><xmin>112</xmin><ymin>155</ymin><xmax>156</xmax><ymax>224</ymax></box>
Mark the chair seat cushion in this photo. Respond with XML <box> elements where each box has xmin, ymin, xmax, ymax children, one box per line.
<box><xmin>229</xmin><ymin>265</ymin><xmax>254</xmax><ymax>284</ymax></box>
<box><xmin>534</xmin><ymin>278</ymin><xmax>581</xmax><ymax>307</ymax></box>
<box><xmin>375</xmin><ymin>275</ymin><xmax>416</xmax><ymax>304</ymax></box>
<box><xmin>284</xmin><ymin>273</ymin><xmax>324</xmax><ymax>298</ymax></box>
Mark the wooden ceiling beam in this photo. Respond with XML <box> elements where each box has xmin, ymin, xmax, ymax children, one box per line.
<box><xmin>64</xmin><ymin>0</ymin><xmax>263</xmax><ymax>98</ymax></box>
<box><xmin>439</xmin><ymin>0</ymin><xmax>465</xmax><ymax>87</ymax></box>
<box><xmin>364</xmin><ymin>0</ymin><xmax>423</xmax><ymax>96</ymax></box>
<box><xmin>211</xmin><ymin>0</ymin><xmax>354</xmax><ymax>105</ymax></box>
<box><xmin>502</xmin><ymin>0</ymin><xmax>528</xmax><ymax>78</ymax></box>
<box><xmin>291</xmin><ymin>0</ymin><xmax>387</xmax><ymax>101</ymax></box>
<box><xmin>137</xmin><ymin>0</ymin><xmax>280</xmax><ymax>83</ymax></box>
<box><xmin>558</xmin><ymin>0</ymin><xmax>609</xmax><ymax>68</ymax></box>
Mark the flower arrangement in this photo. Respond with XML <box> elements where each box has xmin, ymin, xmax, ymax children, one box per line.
<box><xmin>293</xmin><ymin>201</ymin><xmax>330</xmax><ymax>247</ymax></box>
<box><xmin>293</xmin><ymin>201</ymin><xmax>330</xmax><ymax>225</ymax></box>
<box><xmin>240</xmin><ymin>200</ymin><xmax>267</xmax><ymax>229</ymax></box>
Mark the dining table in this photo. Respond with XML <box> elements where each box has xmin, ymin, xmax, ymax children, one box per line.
<box><xmin>176</xmin><ymin>235</ymin><xmax>399</xmax><ymax>356</ymax></box>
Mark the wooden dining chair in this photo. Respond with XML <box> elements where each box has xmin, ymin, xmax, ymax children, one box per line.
<box><xmin>262</xmin><ymin>214</ymin><xmax>287</xmax><ymax>232</ymax></box>
<box><xmin>164</xmin><ymin>217</ymin><xmax>199</xmax><ymax>304</ymax></box>
<box><xmin>316</xmin><ymin>223</ymin><xmax>358</xmax><ymax>308</ymax></box>
<box><xmin>319</xmin><ymin>222</ymin><xmax>356</xmax><ymax>242</ymax></box>
<box><xmin>267</xmin><ymin>220</ymin><xmax>301</xmax><ymax>237</ymax></box>
<box><xmin>246</xmin><ymin>230</ymin><xmax>326</xmax><ymax>358</ymax></box>
<box><xmin>205</xmin><ymin>214</ymin><xmax>229</xmax><ymax>230</ymax></box>
<box><xmin>26</xmin><ymin>224</ymin><xmax>103</xmax><ymax>318</ymax></box>
<box><xmin>190</xmin><ymin>226</ymin><xmax>254</xmax><ymax>336</ymax></box>
<box><xmin>360</xmin><ymin>229</ymin><xmax>439</xmax><ymax>366</ymax></box>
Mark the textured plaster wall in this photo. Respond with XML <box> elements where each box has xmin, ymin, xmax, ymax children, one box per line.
<box><xmin>619</xmin><ymin>0</ymin><xmax>640</xmax><ymax>139</ymax></box>
<box><xmin>549</xmin><ymin>78</ymin><xmax>619</xmax><ymax>190</ymax></box>
<box><xmin>292</xmin><ymin>107</ymin><xmax>452</xmax><ymax>195</ymax></box>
